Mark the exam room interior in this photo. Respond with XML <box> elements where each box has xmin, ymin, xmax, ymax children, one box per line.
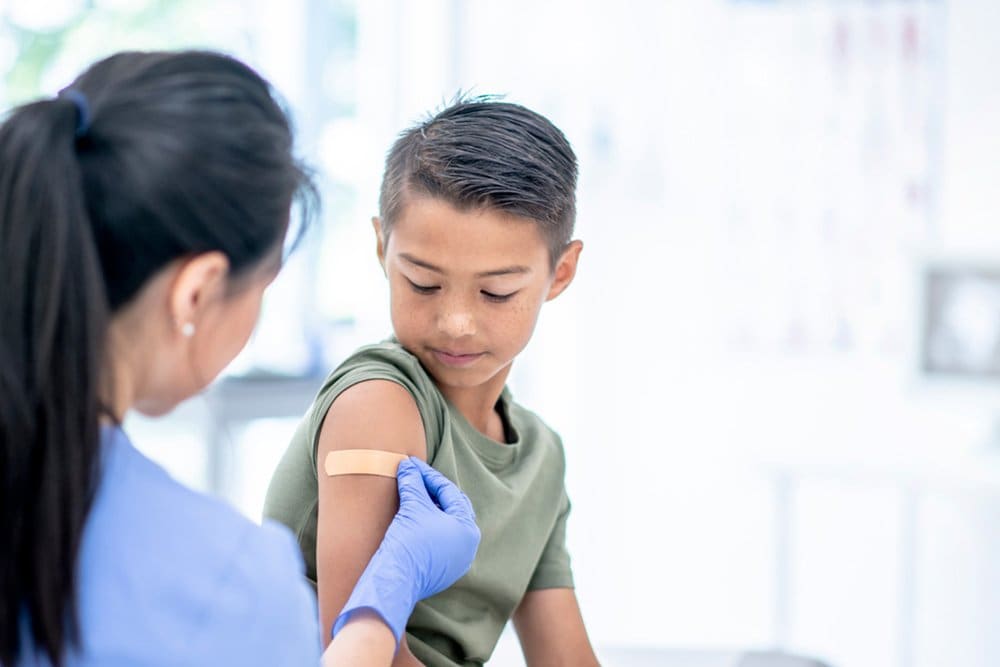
<box><xmin>2</xmin><ymin>1</ymin><xmax>997</xmax><ymax>666</ymax></box>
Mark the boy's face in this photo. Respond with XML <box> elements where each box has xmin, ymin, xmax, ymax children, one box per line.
<box><xmin>375</xmin><ymin>196</ymin><xmax>581</xmax><ymax>398</ymax></box>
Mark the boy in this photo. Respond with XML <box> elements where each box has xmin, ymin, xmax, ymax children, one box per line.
<box><xmin>263</xmin><ymin>98</ymin><xmax>598</xmax><ymax>666</ymax></box>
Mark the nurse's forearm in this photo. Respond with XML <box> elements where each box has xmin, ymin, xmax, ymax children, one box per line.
<box><xmin>320</xmin><ymin>611</ymin><xmax>396</xmax><ymax>667</ymax></box>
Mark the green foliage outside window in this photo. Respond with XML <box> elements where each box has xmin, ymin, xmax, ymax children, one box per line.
<box><xmin>1</xmin><ymin>0</ymin><xmax>255</xmax><ymax>106</ymax></box>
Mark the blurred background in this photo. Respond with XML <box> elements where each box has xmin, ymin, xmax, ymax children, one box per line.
<box><xmin>2</xmin><ymin>1</ymin><xmax>998</xmax><ymax>666</ymax></box>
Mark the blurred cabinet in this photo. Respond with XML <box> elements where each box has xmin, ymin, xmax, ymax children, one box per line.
<box><xmin>772</xmin><ymin>458</ymin><xmax>1000</xmax><ymax>667</ymax></box>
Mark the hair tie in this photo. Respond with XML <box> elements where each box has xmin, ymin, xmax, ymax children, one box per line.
<box><xmin>60</xmin><ymin>89</ymin><xmax>91</xmax><ymax>138</ymax></box>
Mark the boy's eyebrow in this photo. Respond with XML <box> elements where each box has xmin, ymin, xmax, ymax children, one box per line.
<box><xmin>399</xmin><ymin>253</ymin><xmax>532</xmax><ymax>277</ymax></box>
<box><xmin>477</xmin><ymin>266</ymin><xmax>531</xmax><ymax>277</ymax></box>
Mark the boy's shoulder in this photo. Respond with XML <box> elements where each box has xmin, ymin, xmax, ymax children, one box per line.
<box><xmin>342</xmin><ymin>337</ymin><xmax>418</xmax><ymax>364</ymax></box>
<box><xmin>323</xmin><ymin>338</ymin><xmax>438</xmax><ymax>399</ymax></box>
<box><xmin>306</xmin><ymin>338</ymin><xmax>447</xmax><ymax>447</ymax></box>
<box><xmin>318</xmin><ymin>340</ymin><xmax>567</xmax><ymax>464</ymax></box>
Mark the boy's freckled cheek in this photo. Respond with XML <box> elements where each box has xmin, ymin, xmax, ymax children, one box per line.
<box><xmin>505</xmin><ymin>305</ymin><xmax>530</xmax><ymax>325</ymax></box>
<box><xmin>516</xmin><ymin>293</ymin><xmax>544</xmax><ymax>317</ymax></box>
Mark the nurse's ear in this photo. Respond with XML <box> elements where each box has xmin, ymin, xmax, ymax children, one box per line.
<box><xmin>168</xmin><ymin>251</ymin><xmax>230</xmax><ymax>338</ymax></box>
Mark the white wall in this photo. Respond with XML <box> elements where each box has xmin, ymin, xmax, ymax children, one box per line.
<box><xmin>937</xmin><ymin>0</ymin><xmax>1000</xmax><ymax>255</ymax></box>
<box><xmin>425</xmin><ymin>2</ymin><xmax>1000</xmax><ymax>666</ymax></box>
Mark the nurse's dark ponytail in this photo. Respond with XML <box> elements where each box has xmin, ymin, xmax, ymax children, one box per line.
<box><xmin>0</xmin><ymin>51</ymin><xmax>314</xmax><ymax>666</ymax></box>
<box><xmin>0</xmin><ymin>91</ymin><xmax>107</xmax><ymax>667</ymax></box>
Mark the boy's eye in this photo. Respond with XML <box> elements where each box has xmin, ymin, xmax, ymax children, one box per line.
<box><xmin>481</xmin><ymin>290</ymin><xmax>517</xmax><ymax>303</ymax></box>
<box><xmin>406</xmin><ymin>278</ymin><xmax>440</xmax><ymax>294</ymax></box>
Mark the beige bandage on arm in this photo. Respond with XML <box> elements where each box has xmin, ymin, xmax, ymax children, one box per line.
<box><xmin>323</xmin><ymin>449</ymin><xmax>409</xmax><ymax>479</ymax></box>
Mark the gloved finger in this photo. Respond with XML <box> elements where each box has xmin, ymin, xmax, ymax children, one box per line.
<box><xmin>396</xmin><ymin>458</ymin><xmax>435</xmax><ymax>507</ymax></box>
<box><xmin>407</xmin><ymin>457</ymin><xmax>476</xmax><ymax>523</ymax></box>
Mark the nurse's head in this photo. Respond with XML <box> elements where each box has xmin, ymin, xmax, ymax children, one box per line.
<box><xmin>0</xmin><ymin>51</ymin><xmax>313</xmax><ymax>665</ymax></box>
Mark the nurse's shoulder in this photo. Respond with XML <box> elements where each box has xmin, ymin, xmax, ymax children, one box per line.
<box><xmin>73</xmin><ymin>427</ymin><xmax>319</xmax><ymax>666</ymax></box>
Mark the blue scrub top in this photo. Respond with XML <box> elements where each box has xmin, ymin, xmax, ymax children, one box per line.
<box><xmin>19</xmin><ymin>426</ymin><xmax>321</xmax><ymax>666</ymax></box>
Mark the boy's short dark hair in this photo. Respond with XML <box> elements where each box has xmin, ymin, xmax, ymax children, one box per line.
<box><xmin>378</xmin><ymin>96</ymin><xmax>578</xmax><ymax>266</ymax></box>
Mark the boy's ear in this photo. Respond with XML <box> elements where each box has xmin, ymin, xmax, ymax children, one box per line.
<box><xmin>546</xmin><ymin>240</ymin><xmax>583</xmax><ymax>302</ymax></box>
<box><xmin>372</xmin><ymin>216</ymin><xmax>387</xmax><ymax>273</ymax></box>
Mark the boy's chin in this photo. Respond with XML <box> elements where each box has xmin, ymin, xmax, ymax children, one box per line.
<box><xmin>426</xmin><ymin>365</ymin><xmax>490</xmax><ymax>388</ymax></box>
<box><xmin>420</xmin><ymin>356</ymin><xmax>505</xmax><ymax>387</ymax></box>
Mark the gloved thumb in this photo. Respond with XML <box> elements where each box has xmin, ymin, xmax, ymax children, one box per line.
<box><xmin>406</xmin><ymin>457</ymin><xmax>476</xmax><ymax>524</ymax></box>
<box><xmin>396</xmin><ymin>457</ymin><xmax>432</xmax><ymax>506</ymax></box>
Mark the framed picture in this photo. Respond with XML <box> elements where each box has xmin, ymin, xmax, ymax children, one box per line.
<box><xmin>921</xmin><ymin>265</ymin><xmax>1000</xmax><ymax>377</ymax></box>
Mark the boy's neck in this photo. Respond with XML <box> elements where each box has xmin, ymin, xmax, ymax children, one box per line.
<box><xmin>437</xmin><ymin>364</ymin><xmax>512</xmax><ymax>443</ymax></box>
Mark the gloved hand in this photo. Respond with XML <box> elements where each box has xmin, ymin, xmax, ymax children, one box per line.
<box><xmin>331</xmin><ymin>457</ymin><xmax>481</xmax><ymax>645</ymax></box>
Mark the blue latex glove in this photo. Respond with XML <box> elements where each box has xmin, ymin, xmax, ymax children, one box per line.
<box><xmin>331</xmin><ymin>457</ymin><xmax>480</xmax><ymax>644</ymax></box>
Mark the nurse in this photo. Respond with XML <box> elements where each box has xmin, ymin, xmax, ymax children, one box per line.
<box><xmin>0</xmin><ymin>50</ymin><xmax>479</xmax><ymax>666</ymax></box>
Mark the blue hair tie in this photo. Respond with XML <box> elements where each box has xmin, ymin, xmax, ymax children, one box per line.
<box><xmin>61</xmin><ymin>89</ymin><xmax>91</xmax><ymax>138</ymax></box>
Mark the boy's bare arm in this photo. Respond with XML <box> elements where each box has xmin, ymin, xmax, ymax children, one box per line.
<box><xmin>315</xmin><ymin>380</ymin><xmax>427</xmax><ymax>666</ymax></box>
<box><xmin>512</xmin><ymin>588</ymin><xmax>599</xmax><ymax>666</ymax></box>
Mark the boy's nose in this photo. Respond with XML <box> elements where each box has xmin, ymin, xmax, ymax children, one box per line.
<box><xmin>438</xmin><ymin>310</ymin><xmax>476</xmax><ymax>338</ymax></box>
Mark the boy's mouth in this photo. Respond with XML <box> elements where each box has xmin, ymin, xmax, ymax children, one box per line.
<box><xmin>431</xmin><ymin>348</ymin><xmax>485</xmax><ymax>367</ymax></box>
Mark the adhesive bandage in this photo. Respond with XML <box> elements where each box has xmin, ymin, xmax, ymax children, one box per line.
<box><xmin>323</xmin><ymin>449</ymin><xmax>409</xmax><ymax>478</ymax></box>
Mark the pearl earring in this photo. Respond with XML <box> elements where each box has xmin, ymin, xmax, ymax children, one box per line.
<box><xmin>181</xmin><ymin>322</ymin><xmax>196</xmax><ymax>338</ymax></box>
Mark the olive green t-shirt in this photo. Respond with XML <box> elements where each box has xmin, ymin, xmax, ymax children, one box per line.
<box><xmin>262</xmin><ymin>340</ymin><xmax>574</xmax><ymax>666</ymax></box>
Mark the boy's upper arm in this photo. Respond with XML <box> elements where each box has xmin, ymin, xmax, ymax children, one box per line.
<box><xmin>527</xmin><ymin>491</ymin><xmax>574</xmax><ymax>591</ymax></box>
<box><xmin>514</xmin><ymin>489</ymin><xmax>595</xmax><ymax>665</ymax></box>
<box><xmin>314</xmin><ymin>379</ymin><xmax>427</xmax><ymax>651</ymax></box>
<box><xmin>512</xmin><ymin>588</ymin><xmax>599</xmax><ymax>667</ymax></box>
